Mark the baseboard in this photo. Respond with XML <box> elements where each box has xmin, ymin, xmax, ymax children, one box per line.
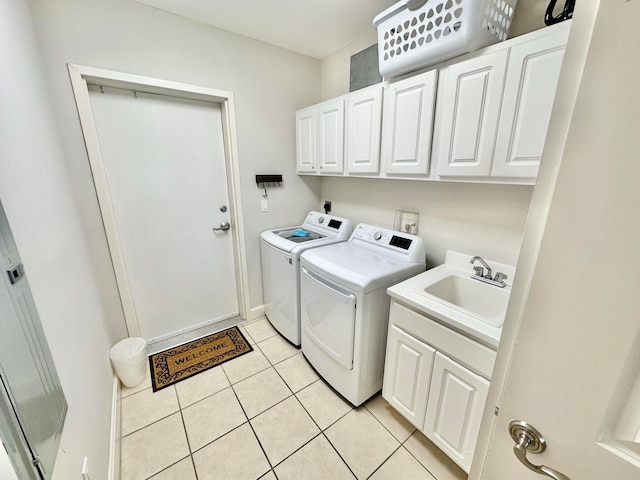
<box><xmin>107</xmin><ymin>376</ymin><xmax>121</xmax><ymax>480</ymax></box>
<box><xmin>247</xmin><ymin>305</ymin><xmax>265</xmax><ymax>322</ymax></box>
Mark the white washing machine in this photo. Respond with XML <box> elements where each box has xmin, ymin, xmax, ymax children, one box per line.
<box><xmin>300</xmin><ymin>223</ymin><xmax>425</xmax><ymax>406</ymax></box>
<box><xmin>260</xmin><ymin>211</ymin><xmax>352</xmax><ymax>346</ymax></box>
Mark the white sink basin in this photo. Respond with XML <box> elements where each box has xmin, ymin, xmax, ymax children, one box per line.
<box><xmin>422</xmin><ymin>274</ymin><xmax>509</xmax><ymax>327</ymax></box>
<box><xmin>386</xmin><ymin>251</ymin><xmax>516</xmax><ymax>348</ymax></box>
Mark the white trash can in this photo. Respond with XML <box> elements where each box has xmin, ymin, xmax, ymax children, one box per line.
<box><xmin>110</xmin><ymin>337</ymin><xmax>147</xmax><ymax>388</ymax></box>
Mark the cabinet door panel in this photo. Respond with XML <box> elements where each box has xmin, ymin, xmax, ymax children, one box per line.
<box><xmin>346</xmin><ymin>85</ymin><xmax>383</xmax><ymax>173</ymax></box>
<box><xmin>382</xmin><ymin>70</ymin><xmax>438</xmax><ymax>175</ymax></box>
<box><xmin>424</xmin><ymin>352</ymin><xmax>490</xmax><ymax>473</ymax></box>
<box><xmin>296</xmin><ymin>106</ymin><xmax>317</xmax><ymax>174</ymax></box>
<box><xmin>317</xmin><ymin>98</ymin><xmax>345</xmax><ymax>174</ymax></box>
<box><xmin>383</xmin><ymin>325</ymin><xmax>436</xmax><ymax>428</ymax></box>
<box><xmin>436</xmin><ymin>50</ymin><xmax>508</xmax><ymax>177</ymax></box>
<box><xmin>492</xmin><ymin>28</ymin><xmax>569</xmax><ymax>177</ymax></box>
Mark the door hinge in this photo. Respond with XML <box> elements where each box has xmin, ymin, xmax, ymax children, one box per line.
<box><xmin>495</xmin><ymin>406</ymin><xmax>500</xmax><ymax>416</ymax></box>
<box><xmin>33</xmin><ymin>454</ymin><xmax>46</xmax><ymax>476</ymax></box>
<box><xmin>7</xmin><ymin>263</ymin><xmax>25</xmax><ymax>285</ymax></box>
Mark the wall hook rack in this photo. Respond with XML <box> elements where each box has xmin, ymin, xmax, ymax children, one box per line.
<box><xmin>255</xmin><ymin>174</ymin><xmax>283</xmax><ymax>188</ymax></box>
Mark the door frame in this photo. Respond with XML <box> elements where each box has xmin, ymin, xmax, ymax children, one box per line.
<box><xmin>68</xmin><ymin>63</ymin><xmax>250</xmax><ymax>337</ymax></box>
<box><xmin>471</xmin><ymin>5</ymin><xmax>601</xmax><ymax>479</ymax></box>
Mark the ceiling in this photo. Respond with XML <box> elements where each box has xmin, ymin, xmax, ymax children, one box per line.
<box><xmin>132</xmin><ymin>0</ymin><xmax>399</xmax><ymax>59</ymax></box>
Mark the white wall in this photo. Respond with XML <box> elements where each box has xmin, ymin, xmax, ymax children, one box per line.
<box><xmin>0</xmin><ymin>448</ymin><xmax>18</xmax><ymax>480</ymax></box>
<box><xmin>27</xmin><ymin>0</ymin><xmax>322</xmax><ymax>321</ymax></box>
<box><xmin>322</xmin><ymin>178</ymin><xmax>531</xmax><ymax>268</ymax></box>
<box><xmin>0</xmin><ymin>0</ymin><xmax>122</xmax><ymax>478</ymax></box>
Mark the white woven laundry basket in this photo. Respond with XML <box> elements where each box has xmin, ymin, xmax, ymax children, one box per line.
<box><xmin>373</xmin><ymin>0</ymin><xmax>518</xmax><ymax>77</ymax></box>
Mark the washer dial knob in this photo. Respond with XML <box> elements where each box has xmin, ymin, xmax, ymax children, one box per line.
<box><xmin>318</xmin><ymin>217</ymin><xmax>325</xmax><ymax>223</ymax></box>
<box><xmin>373</xmin><ymin>231</ymin><xmax>383</xmax><ymax>241</ymax></box>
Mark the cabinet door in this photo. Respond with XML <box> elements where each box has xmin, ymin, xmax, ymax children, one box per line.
<box><xmin>492</xmin><ymin>27</ymin><xmax>569</xmax><ymax>178</ymax></box>
<box><xmin>435</xmin><ymin>49</ymin><xmax>508</xmax><ymax>177</ymax></box>
<box><xmin>382</xmin><ymin>325</ymin><xmax>436</xmax><ymax>429</ymax></box>
<box><xmin>423</xmin><ymin>352</ymin><xmax>490</xmax><ymax>473</ymax></box>
<box><xmin>317</xmin><ymin>97</ymin><xmax>345</xmax><ymax>174</ymax></box>
<box><xmin>381</xmin><ymin>70</ymin><xmax>438</xmax><ymax>175</ymax></box>
<box><xmin>296</xmin><ymin>106</ymin><xmax>317</xmax><ymax>174</ymax></box>
<box><xmin>346</xmin><ymin>85</ymin><xmax>383</xmax><ymax>174</ymax></box>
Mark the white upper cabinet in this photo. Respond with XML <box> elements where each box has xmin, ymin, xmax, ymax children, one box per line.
<box><xmin>491</xmin><ymin>26</ymin><xmax>570</xmax><ymax>178</ymax></box>
<box><xmin>434</xmin><ymin>49</ymin><xmax>508</xmax><ymax>177</ymax></box>
<box><xmin>296</xmin><ymin>97</ymin><xmax>346</xmax><ymax>175</ymax></box>
<box><xmin>381</xmin><ymin>69</ymin><xmax>438</xmax><ymax>175</ymax></box>
<box><xmin>317</xmin><ymin>97</ymin><xmax>346</xmax><ymax>174</ymax></box>
<box><xmin>346</xmin><ymin>84</ymin><xmax>384</xmax><ymax>174</ymax></box>
<box><xmin>296</xmin><ymin>23</ymin><xmax>570</xmax><ymax>183</ymax></box>
<box><xmin>435</xmin><ymin>22</ymin><xmax>570</xmax><ymax>180</ymax></box>
<box><xmin>296</xmin><ymin>105</ymin><xmax>317</xmax><ymax>174</ymax></box>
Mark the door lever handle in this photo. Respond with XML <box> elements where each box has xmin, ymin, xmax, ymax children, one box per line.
<box><xmin>509</xmin><ymin>420</ymin><xmax>572</xmax><ymax>480</ymax></box>
<box><xmin>212</xmin><ymin>221</ymin><xmax>231</xmax><ymax>232</ymax></box>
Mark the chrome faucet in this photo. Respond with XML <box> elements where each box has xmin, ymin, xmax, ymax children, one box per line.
<box><xmin>470</xmin><ymin>256</ymin><xmax>508</xmax><ymax>288</ymax></box>
<box><xmin>470</xmin><ymin>256</ymin><xmax>492</xmax><ymax>279</ymax></box>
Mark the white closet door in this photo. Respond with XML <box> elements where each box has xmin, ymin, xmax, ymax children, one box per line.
<box><xmin>88</xmin><ymin>86</ymin><xmax>239</xmax><ymax>340</ymax></box>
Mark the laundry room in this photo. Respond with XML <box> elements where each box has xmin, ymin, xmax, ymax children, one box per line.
<box><xmin>4</xmin><ymin>1</ymin><xmax>640</xmax><ymax>480</ymax></box>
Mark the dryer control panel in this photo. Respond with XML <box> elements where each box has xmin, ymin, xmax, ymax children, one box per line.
<box><xmin>350</xmin><ymin>224</ymin><xmax>425</xmax><ymax>262</ymax></box>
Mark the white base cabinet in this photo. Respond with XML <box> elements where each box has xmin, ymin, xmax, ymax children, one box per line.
<box><xmin>383</xmin><ymin>324</ymin><xmax>435</xmax><ymax>428</ymax></box>
<box><xmin>383</xmin><ymin>300</ymin><xmax>496</xmax><ymax>473</ymax></box>
<box><xmin>424</xmin><ymin>352</ymin><xmax>489</xmax><ymax>472</ymax></box>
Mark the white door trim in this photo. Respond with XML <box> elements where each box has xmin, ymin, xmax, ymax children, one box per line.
<box><xmin>67</xmin><ymin>63</ymin><xmax>250</xmax><ymax>337</ymax></box>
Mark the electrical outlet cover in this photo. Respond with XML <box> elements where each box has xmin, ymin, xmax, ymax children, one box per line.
<box><xmin>394</xmin><ymin>210</ymin><xmax>419</xmax><ymax>234</ymax></box>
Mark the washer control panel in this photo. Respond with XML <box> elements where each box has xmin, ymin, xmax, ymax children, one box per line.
<box><xmin>301</xmin><ymin>211</ymin><xmax>353</xmax><ymax>238</ymax></box>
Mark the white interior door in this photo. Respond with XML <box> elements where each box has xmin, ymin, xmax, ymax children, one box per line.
<box><xmin>88</xmin><ymin>85</ymin><xmax>239</xmax><ymax>341</ymax></box>
<box><xmin>0</xmin><ymin>201</ymin><xmax>67</xmax><ymax>480</ymax></box>
<box><xmin>479</xmin><ymin>3</ymin><xmax>640</xmax><ymax>479</ymax></box>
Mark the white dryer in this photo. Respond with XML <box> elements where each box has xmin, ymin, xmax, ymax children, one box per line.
<box><xmin>300</xmin><ymin>223</ymin><xmax>425</xmax><ymax>406</ymax></box>
<box><xmin>260</xmin><ymin>211</ymin><xmax>352</xmax><ymax>346</ymax></box>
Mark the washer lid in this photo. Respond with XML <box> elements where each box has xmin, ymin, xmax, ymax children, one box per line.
<box><xmin>301</xmin><ymin>242</ymin><xmax>426</xmax><ymax>294</ymax></box>
<box><xmin>260</xmin><ymin>211</ymin><xmax>353</xmax><ymax>254</ymax></box>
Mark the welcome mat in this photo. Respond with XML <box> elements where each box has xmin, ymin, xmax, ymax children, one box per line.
<box><xmin>149</xmin><ymin>327</ymin><xmax>252</xmax><ymax>391</ymax></box>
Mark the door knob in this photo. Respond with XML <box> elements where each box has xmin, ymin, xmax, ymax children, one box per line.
<box><xmin>508</xmin><ymin>420</ymin><xmax>572</xmax><ymax>480</ymax></box>
<box><xmin>212</xmin><ymin>222</ymin><xmax>231</xmax><ymax>232</ymax></box>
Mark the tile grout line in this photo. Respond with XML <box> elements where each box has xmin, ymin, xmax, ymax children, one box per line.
<box><xmin>363</xmin><ymin>442</ymin><xmax>404</xmax><ymax>480</ymax></box>
<box><xmin>173</xmin><ymin>385</ymin><xmax>200</xmax><ymax>480</ymax></box>
<box><xmin>223</xmin><ymin>359</ymin><xmax>276</xmax><ymax>478</ymax></box>
<box><xmin>319</xmin><ymin>431</ymin><xmax>359</xmax><ymax>480</ymax></box>
<box><xmin>362</xmin><ymin>400</ymin><xmax>418</xmax><ymax>445</ymax></box>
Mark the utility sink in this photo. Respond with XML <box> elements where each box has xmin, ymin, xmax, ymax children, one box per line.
<box><xmin>422</xmin><ymin>274</ymin><xmax>509</xmax><ymax>327</ymax></box>
<box><xmin>387</xmin><ymin>250</ymin><xmax>516</xmax><ymax>348</ymax></box>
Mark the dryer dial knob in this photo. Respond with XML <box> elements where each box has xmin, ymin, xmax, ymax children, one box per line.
<box><xmin>374</xmin><ymin>231</ymin><xmax>383</xmax><ymax>241</ymax></box>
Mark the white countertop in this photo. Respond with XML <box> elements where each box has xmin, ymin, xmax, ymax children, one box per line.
<box><xmin>386</xmin><ymin>251</ymin><xmax>515</xmax><ymax>349</ymax></box>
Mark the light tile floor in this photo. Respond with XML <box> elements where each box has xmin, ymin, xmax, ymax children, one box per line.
<box><xmin>120</xmin><ymin>318</ymin><xmax>468</xmax><ymax>480</ymax></box>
